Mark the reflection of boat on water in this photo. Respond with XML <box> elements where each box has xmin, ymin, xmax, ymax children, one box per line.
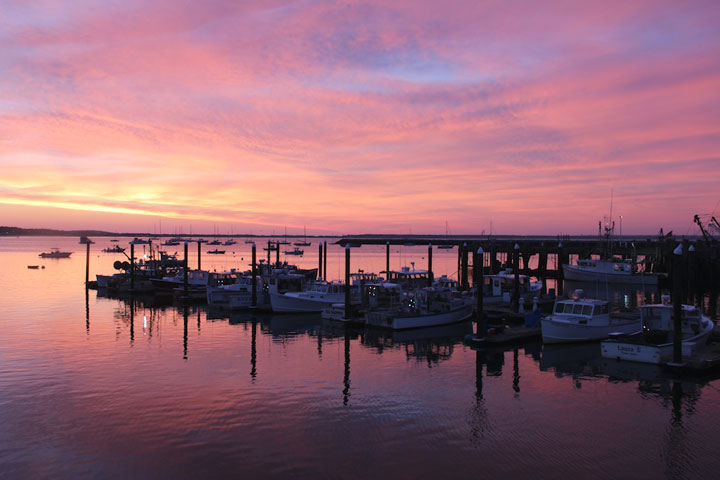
<box><xmin>262</xmin><ymin>312</ymin><xmax>322</xmax><ymax>336</ymax></box>
<box><xmin>601</xmin><ymin>302</ymin><xmax>714</xmax><ymax>364</ymax></box>
<box><xmin>39</xmin><ymin>248</ymin><xmax>72</xmax><ymax>258</ymax></box>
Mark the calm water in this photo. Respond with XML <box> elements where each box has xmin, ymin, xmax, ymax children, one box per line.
<box><xmin>2</xmin><ymin>237</ymin><xmax>720</xmax><ymax>479</ymax></box>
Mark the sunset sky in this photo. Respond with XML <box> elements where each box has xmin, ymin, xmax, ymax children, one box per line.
<box><xmin>1</xmin><ymin>0</ymin><xmax>719</xmax><ymax>235</ymax></box>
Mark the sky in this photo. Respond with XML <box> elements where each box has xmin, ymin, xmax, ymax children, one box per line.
<box><xmin>1</xmin><ymin>0</ymin><xmax>719</xmax><ymax>236</ymax></box>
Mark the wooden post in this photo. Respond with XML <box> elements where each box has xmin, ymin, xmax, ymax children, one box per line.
<box><xmin>489</xmin><ymin>244</ymin><xmax>496</xmax><ymax>275</ymax></box>
<box><xmin>540</xmin><ymin>243</ymin><xmax>548</xmax><ymax>295</ymax></box>
<box><xmin>323</xmin><ymin>241</ymin><xmax>328</xmax><ymax>280</ymax></box>
<box><xmin>386</xmin><ymin>241</ymin><xmax>390</xmax><ymax>275</ymax></box>
<box><xmin>557</xmin><ymin>242</ymin><xmax>564</xmax><ymax>296</ymax></box>
<box><xmin>457</xmin><ymin>245</ymin><xmax>462</xmax><ymax>282</ymax></box>
<box><xmin>183</xmin><ymin>241</ymin><xmax>189</xmax><ymax>298</ymax></box>
<box><xmin>475</xmin><ymin>247</ymin><xmax>486</xmax><ymax>339</ymax></box>
<box><xmin>130</xmin><ymin>243</ymin><xmax>135</xmax><ymax>291</ymax></box>
<box><xmin>275</xmin><ymin>241</ymin><xmax>280</xmax><ymax>265</ymax></box>
<box><xmin>682</xmin><ymin>239</ymin><xmax>690</xmax><ymax>304</ymax></box>
<box><xmin>318</xmin><ymin>242</ymin><xmax>324</xmax><ymax>280</ymax></box>
<box><xmin>267</xmin><ymin>240</ymin><xmax>271</xmax><ymax>265</ymax></box>
<box><xmin>197</xmin><ymin>240</ymin><xmax>201</xmax><ymax>270</ymax></box>
<box><xmin>513</xmin><ymin>243</ymin><xmax>520</xmax><ymax>313</ymax></box>
<box><xmin>427</xmin><ymin>244</ymin><xmax>433</xmax><ymax>287</ymax></box>
<box><xmin>85</xmin><ymin>241</ymin><xmax>90</xmax><ymax>286</ymax></box>
<box><xmin>461</xmin><ymin>243</ymin><xmax>469</xmax><ymax>290</ymax></box>
<box><xmin>671</xmin><ymin>243</ymin><xmax>683</xmax><ymax>365</ymax></box>
<box><xmin>251</xmin><ymin>242</ymin><xmax>257</xmax><ymax>307</ymax></box>
<box><xmin>687</xmin><ymin>244</ymin><xmax>696</xmax><ymax>305</ymax></box>
<box><xmin>344</xmin><ymin>245</ymin><xmax>351</xmax><ymax>319</ymax></box>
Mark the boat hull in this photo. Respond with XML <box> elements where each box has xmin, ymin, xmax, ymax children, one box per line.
<box><xmin>269</xmin><ymin>292</ymin><xmax>342</xmax><ymax>313</ymax></box>
<box><xmin>541</xmin><ymin>317</ymin><xmax>640</xmax><ymax>344</ymax></box>
<box><xmin>601</xmin><ymin>321</ymin><xmax>714</xmax><ymax>364</ymax></box>
<box><xmin>562</xmin><ymin>265</ymin><xmax>657</xmax><ymax>285</ymax></box>
<box><xmin>366</xmin><ymin>304</ymin><xmax>473</xmax><ymax>330</ymax></box>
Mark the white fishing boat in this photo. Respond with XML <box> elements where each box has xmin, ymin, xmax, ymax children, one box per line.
<box><xmin>207</xmin><ymin>275</ymin><xmax>263</xmax><ymax>309</ymax></box>
<box><xmin>541</xmin><ymin>293</ymin><xmax>641</xmax><ymax>344</ymax></box>
<box><xmin>39</xmin><ymin>248</ymin><xmax>72</xmax><ymax>258</ymax></box>
<box><xmin>601</xmin><ymin>301</ymin><xmax>714</xmax><ymax>364</ymax></box>
<box><xmin>365</xmin><ymin>285</ymin><xmax>473</xmax><ymax>330</ymax></box>
<box><xmin>284</xmin><ymin>247</ymin><xmax>304</xmax><ymax>256</ymax></box>
<box><xmin>270</xmin><ymin>281</ymin><xmax>347</xmax><ymax>313</ymax></box>
<box><xmin>563</xmin><ymin>258</ymin><xmax>658</xmax><ymax>285</ymax></box>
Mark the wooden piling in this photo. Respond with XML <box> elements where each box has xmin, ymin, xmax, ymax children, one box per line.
<box><xmin>513</xmin><ymin>243</ymin><xmax>520</xmax><ymax>313</ymax></box>
<box><xmin>183</xmin><ymin>241</ymin><xmax>189</xmax><ymax>298</ymax></box>
<box><xmin>671</xmin><ymin>243</ymin><xmax>683</xmax><ymax>365</ymax></box>
<box><xmin>475</xmin><ymin>247</ymin><xmax>486</xmax><ymax>339</ymax></box>
<box><xmin>461</xmin><ymin>242</ymin><xmax>469</xmax><ymax>290</ymax></box>
<box><xmin>85</xmin><ymin>241</ymin><xmax>90</xmax><ymax>286</ymax></box>
<box><xmin>344</xmin><ymin>245</ymin><xmax>351</xmax><ymax>319</ymax></box>
<box><xmin>130</xmin><ymin>243</ymin><xmax>135</xmax><ymax>291</ymax></box>
<box><xmin>275</xmin><ymin>241</ymin><xmax>280</xmax><ymax>265</ymax></box>
<box><xmin>427</xmin><ymin>243</ymin><xmax>433</xmax><ymax>287</ymax></box>
<box><xmin>557</xmin><ymin>242</ymin><xmax>564</xmax><ymax>296</ymax></box>
<box><xmin>323</xmin><ymin>241</ymin><xmax>328</xmax><ymax>280</ymax></box>
<box><xmin>267</xmin><ymin>240</ymin><xmax>271</xmax><ymax>265</ymax></box>
<box><xmin>318</xmin><ymin>243</ymin><xmax>323</xmax><ymax>280</ymax></box>
<box><xmin>386</xmin><ymin>241</ymin><xmax>390</xmax><ymax>274</ymax></box>
<box><xmin>251</xmin><ymin>242</ymin><xmax>257</xmax><ymax>307</ymax></box>
<box><xmin>197</xmin><ymin>240</ymin><xmax>201</xmax><ymax>270</ymax></box>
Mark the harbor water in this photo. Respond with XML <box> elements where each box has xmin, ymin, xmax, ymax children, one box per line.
<box><xmin>2</xmin><ymin>237</ymin><xmax>720</xmax><ymax>478</ymax></box>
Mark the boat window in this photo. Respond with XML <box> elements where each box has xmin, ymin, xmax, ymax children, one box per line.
<box><xmin>555</xmin><ymin>303</ymin><xmax>565</xmax><ymax>313</ymax></box>
<box><xmin>582</xmin><ymin>305</ymin><xmax>593</xmax><ymax>316</ymax></box>
<box><xmin>563</xmin><ymin>303</ymin><xmax>574</xmax><ymax>314</ymax></box>
<box><xmin>572</xmin><ymin>304</ymin><xmax>583</xmax><ymax>314</ymax></box>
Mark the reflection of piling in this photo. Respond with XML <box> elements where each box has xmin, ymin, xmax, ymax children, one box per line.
<box><xmin>250</xmin><ymin>319</ymin><xmax>257</xmax><ymax>379</ymax></box>
<box><xmin>318</xmin><ymin>243</ymin><xmax>323</xmax><ymax>280</ymax></box>
<box><xmin>251</xmin><ymin>243</ymin><xmax>257</xmax><ymax>307</ymax></box>
<box><xmin>129</xmin><ymin>300</ymin><xmax>134</xmax><ymax>344</ymax></box>
<box><xmin>427</xmin><ymin>244</ymin><xmax>433</xmax><ymax>287</ymax></box>
<box><xmin>85</xmin><ymin>241</ymin><xmax>90</xmax><ymax>286</ymax></box>
<box><xmin>130</xmin><ymin>243</ymin><xmax>135</xmax><ymax>290</ymax></box>
<box><xmin>197</xmin><ymin>241</ymin><xmax>201</xmax><ymax>270</ymax></box>
<box><xmin>183</xmin><ymin>306</ymin><xmax>188</xmax><ymax>360</ymax></box>
<box><xmin>343</xmin><ymin>330</ymin><xmax>351</xmax><ymax>405</ymax></box>
<box><xmin>85</xmin><ymin>287</ymin><xmax>90</xmax><ymax>334</ymax></box>
<box><xmin>475</xmin><ymin>247</ymin><xmax>486</xmax><ymax>339</ymax></box>
<box><xmin>323</xmin><ymin>241</ymin><xmax>328</xmax><ymax>280</ymax></box>
<box><xmin>671</xmin><ymin>244</ymin><xmax>683</xmax><ymax>365</ymax></box>
<box><xmin>344</xmin><ymin>245</ymin><xmax>351</xmax><ymax>319</ymax></box>
<box><xmin>183</xmin><ymin>242</ymin><xmax>189</xmax><ymax>297</ymax></box>
<box><xmin>385</xmin><ymin>241</ymin><xmax>390</xmax><ymax>274</ymax></box>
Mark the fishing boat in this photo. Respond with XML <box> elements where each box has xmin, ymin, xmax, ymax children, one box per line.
<box><xmin>27</xmin><ymin>265</ymin><xmax>40</xmax><ymax>269</ymax></box>
<box><xmin>364</xmin><ymin>284</ymin><xmax>473</xmax><ymax>330</ymax></box>
<box><xmin>223</xmin><ymin>239</ymin><xmax>237</xmax><ymax>246</ymax></box>
<box><xmin>207</xmin><ymin>249</ymin><xmax>226</xmax><ymax>254</ymax></box>
<box><xmin>129</xmin><ymin>238</ymin><xmax>149</xmax><ymax>245</ymax></box>
<box><xmin>162</xmin><ymin>239</ymin><xmax>180</xmax><ymax>246</ymax></box>
<box><xmin>562</xmin><ymin>258</ymin><xmax>658</xmax><ymax>285</ymax></box>
<box><xmin>270</xmin><ymin>280</ymin><xmax>347</xmax><ymax>313</ymax></box>
<box><xmin>541</xmin><ymin>292</ymin><xmax>641</xmax><ymax>343</ymax></box>
<box><xmin>102</xmin><ymin>245</ymin><xmax>126</xmax><ymax>253</ymax></box>
<box><xmin>39</xmin><ymin>248</ymin><xmax>72</xmax><ymax>258</ymax></box>
<box><xmin>601</xmin><ymin>300</ymin><xmax>714</xmax><ymax>364</ymax></box>
<box><xmin>284</xmin><ymin>247</ymin><xmax>304</xmax><ymax>256</ymax></box>
<box><xmin>208</xmin><ymin>239</ymin><xmax>222</xmax><ymax>245</ymax></box>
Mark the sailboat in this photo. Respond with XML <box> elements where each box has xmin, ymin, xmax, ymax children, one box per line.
<box><xmin>438</xmin><ymin>221</ymin><xmax>454</xmax><ymax>249</ymax></box>
<box><xmin>294</xmin><ymin>226</ymin><xmax>311</xmax><ymax>246</ymax></box>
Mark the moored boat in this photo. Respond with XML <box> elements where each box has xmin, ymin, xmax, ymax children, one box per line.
<box><xmin>39</xmin><ymin>248</ymin><xmax>72</xmax><ymax>258</ymax></box>
<box><xmin>541</xmin><ymin>293</ymin><xmax>640</xmax><ymax>344</ymax></box>
<box><xmin>562</xmin><ymin>258</ymin><xmax>658</xmax><ymax>285</ymax></box>
<box><xmin>601</xmin><ymin>301</ymin><xmax>714</xmax><ymax>364</ymax></box>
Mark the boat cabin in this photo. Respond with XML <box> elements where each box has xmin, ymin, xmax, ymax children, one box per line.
<box><xmin>384</xmin><ymin>266</ymin><xmax>430</xmax><ymax>290</ymax></box>
<box><xmin>552</xmin><ymin>299</ymin><xmax>609</xmax><ymax>318</ymax></box>
<box><xmin>640</xmin><ymin>304</ymin><xmax>704</xmax><ymax>338</ymax></box>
